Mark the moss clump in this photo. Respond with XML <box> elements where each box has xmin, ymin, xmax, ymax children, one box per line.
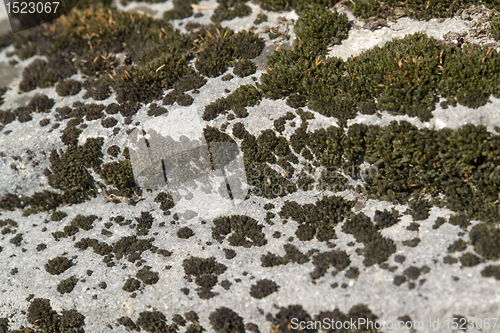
<box><xmin>99</xmin><ymin>159</ymin><xmax>135</xmax><ymax>189</ymax></box>
<box><xmin>342</xmin><ymin>213</ymin><xmax>396</xmax><ymax>266</ymax></box>
<box><xmin>50</xmin><ymin>211</ymin><xmax>67</xmax><ymax>221</ymax></box>
<box><xmin>254</xmin><ymin>13</ymin><xmax>268</xmax><ymax>25</ymax></box>
<box><xmin>45</xmin><ymin>256</ymin><xmax>72</xmax><ymax>275</ymax></box>
<box><xmin>136</xmin><ymin>311</ymin><xmax>178</xmax><ymax>333</ymax></box>
<box><xmin>233</xmin><ymin>58</ymin><xmax>257</xmax><ymax>77</ymax></box>
<box><xmin>373</xmin><ymin>208</ymin><xmax>400</xmax><ymax>228</ymax></box>
<box><xmin>154</xmin><ymin>192</ymin><xmax>175</xmax><ymax>212</ymax></box>
<box><xmin>212</xmin><ymin>215</ymin><xmax>267</xmax><ymax>247</ymax></box>
<box><xmin>203</xmin><ymin>84</ymin><xmax>262</xmax><ymax>120</ymax></box>
<box><xmin>209</xmin><ymin>307</ymin><xmax>244</xmax><ymax>333</ymax></box>
<box><xmin>71</xmin><ymin>214</ymin><xmax>97</xmax><ymax>231</ymax></box>
<box><xmin>164</xmin><ymin>0</ymin><xmax>199</xmax><ymax>20</ymax></box>
<box><xmin>57</xmin><ymin>276</ymin><xmax>79</xmax><ymax>294</ymax></box>
<box><xmin>407</xmin><ymin>200</ymin><xmax>432</xmax><ymax>221</ymax></box>
<box><xmin>135</xmin><ymin>211</ymin><xmax>154</xmax><ymax>236</ymax></box>
<box><xmin>177</xmin><ymin>227</ymin><xmax>195</xmax><ymax>239</ymax></box>
<box><xmin>28</xmin><ymin>94</ymin><xmax>54</xmax><ymax>113</ymax></box>
<box><xmin>469</xmin><ymin>223</ymin><xmax>500</xmax><ymax>260</ymax></box>
<box><xmin>112</xmin><ymin>236</ymin><xmax>154</xmax><ymax>259</ymax></box>
<box><xmin>47</xmin><ymin>137</ymin><xmax>103</xmax><ymax>205</ymax></box>
<box><xmin>481</xmin><ymin>265</ymin><xmax>500</xmax><ymax>280</ymax></box>
<box><xmin>315</xmin><ymin>304</ymin><xmax>378</xmax><ymax>333</ymax></box>
<box><xmin>267</xmin><ymin>305</ymin><xmax>313</xmax><ymax>333</ymax></box>
<box><xmin>195</xmin><ymin>25</ymin><xmax>263</xmax><ymax>77</ymax></box>
<box><xmin>27</xmin><ymin>298</ymin><xmax>85</xmax><ymax>333</ymax></box>
<box><xmin>136</xmin><ymin>266</ymin><xmax>159</xmax><ymax>285</ymax></box>
<box><xmin>212</xmin><ymin>0</ymin><xmax>252</xmax><ymax>23</ymax></box>
<box><xmin>260</xmin><ymin>244</ymin><xmax>310</xmax><ymax>268</ymax></box>
<box><xmin>0</xmin><ymin>110</ymin><xmax>15</xmax><ymax>125</ymax></box>
<box><xmin>310</xmin><ymin>250</ymin><xmax>351</xmax><ymax>279</ymax></box>
<box><xmin>9</xmin><ymin>233</ymin><xmax>23</xmax><ymax>247</ymax></box>
<box><xmin>351</xmin><ymin>0</ymin><xmax>382</xmax><ymax>19</ymax></box>
<box><xmin>56</xmin><ymin>79</ymin><xmax>82</xmax><ymax>96</ymax></box>
<box><xmin>279</xmin><ymin>196</ymin><xmax>352</xmax><ymax>242</ymax></box>
<box><xmin>250</xmin><ymin>279</ymin><xmax>279</xmax><ymax>299</ymax></box>
<box><xmin>122</xmin><ymin>278</ymin><xmax>141</xmax><ymax>292</ymax></box>
<box><xmin>491</xmin><ymin>15</ymin><xmax>500</xmax><ymax>41</ymax></box>
<box><xmin>183</xmin><ymin>256</ymin><xmax>227</xmax><ymax>277</ymax></box>
<box><xmin>449</xmin><ymin>213</ymin><xmax>471</xmax><ymax>229</ymax></box>
<box><xmin>459</xmin><ymin>252</ymin><xmax>481</xmax><ymax>267</ymax></box>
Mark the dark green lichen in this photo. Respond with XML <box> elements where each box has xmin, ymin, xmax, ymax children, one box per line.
<box><xmin>469</xmin><ymin>223</ymin><xmax>500</xmax><ymax>260</ymax></box>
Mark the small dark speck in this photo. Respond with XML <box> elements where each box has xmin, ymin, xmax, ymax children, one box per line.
<box><xmin>331</xmin><ymin>282</ymin><xmax>339</xmax><ymax>289</ymax></box>
<box><xmin>92</xmin><ymin>295</ymin><xmax>97</xmax><ymax>299</ymax></box>
<box><xmin>180</xmin><ymin>287</ymin><xmax>190</xmax><ymax>295</ymax></box>
<box><xmin>341</xmin><ymin>283</ymin><xmax>348</xmax><ymax>288</ymax></box>
<box><xmin>452</xmin><ymin>276</ymin><xmax>460</xmax><ymax>281</ymax></box>
<box><xmin>235</xmin><ymin>278</ymin><xmax>242</xmax><ymax>283</ymax></box>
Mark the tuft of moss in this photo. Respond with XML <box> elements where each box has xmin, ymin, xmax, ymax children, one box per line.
<box><xmin>136</xmin><ymin>266</ymin><xmax>159</xmax><ymax>285</ymax></box>
<box><xmin>212</xmin><ymin>0</ymin><xmax>252</xmax><ymax>23</ymax></box>
<box><xmin>373</xmin><ymin>208</ymin><xmax>400</xmax><ymax>228</ymax></box>
<box><xmin>45</xmin><ymin>256</ymin><xmax>72</xmax><ymax>275</ymax></box>
<box><xmin>280</xmin><ymin>196</ymin><xmax>352</xmax><ymax>242</ymax></box>
<box><xmin>249</xmin><ymin>279</ymin><xmax>279</xmax><ymax>299</ymax></box>
<box><xmin>212</xmin><ymin>215</ymin><xmax>267</xmax><ymax>247</ymax></box>
<box><xmin>10</xmin><ymin>233</ymin><xmax>23</xmax><ymax>247</ymax></box>
<box><xmin>50</xmin><ymin>211</ymin><xmax>67</xmax><ymax>221</ymax></box>
<box><xmin>469</xmin><ymin>223</ymin><xmax>500</xmax><ymax>260</ymax></box>
<box><xmin>233</xmin><ymin>58</ymin><xmax>257</xmax><ymax>77</ymax></box>
<box><xmin>122</xmin><ymin>278</ymin><xmax>141</xmax><ymax>292</ymax></box>
<box><xmin>209</xmin><ymin>307</ymin><xmax>245</xmax><ymax>333</ymax></box>
<box><xmin>136</xmin><ymin>311</ymin><xmax>177</xmax><ymax>333</ymax></box>
<box><xmin>56</xmin><ymin>79</ymin><xmax>82</xmax><ymax>96</ymax></box>
<box><xmin>203</xmin><ymin>84</ymin><xmax>262</xmax><ymax>120</ymax></box>
<box><xmin>57</xmin><ymin>276</ymin><xmax>79</xmax><ymax>294</ymax></box>
<box><xmin>342</xmin><ymin>213</ymin><xmax>396</xmax><ymax>266</ymax></box>
<box><xmin>195</xmin><ymin>25</ymin><xmax>263</xmax><ymax>77</ymax></box>
<box><xmin>177</xmin><ymin>227</ymin><xmax>195</xmax><ymax>239</ymax></box>
<box><xmin>481</xmin><ymin>265</ymin><xmax>500</xmax><ymax>280</ymax></box>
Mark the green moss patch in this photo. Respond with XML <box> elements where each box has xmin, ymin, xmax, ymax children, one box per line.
<box><xmin>26</xmin><ymin>298</ymin><xmax>85</xmax><ymax>333</ymax></box>
<box><xmin>342</xmin><ymin>213</ymin><xmax>396</xmax><ymax>266</ymax></box>
<box><xmin>136</xmin><ymin>266</ymin><xmax>159</xmax><ymax>285</ymax></box>
<box><xmin>212</xmin><ymin>215</ymin><xmax>267</xmax><ymax>247</ymax></box>
<box><xmin>45</xmin><ymin>256</ymin><xmax>72</xmax><ymax>275</ymax></box>
<box><xmin>279</xmin><ymin>196</ymin><xmax>352</xmax><ymax>242</ymax></box>
<box><xmin>209</xmin><ymin>307</ymin><xmax>244</xmax><ymax>333</ymax></box>
<box><xmin>57</xmin><ymin>276</ymin><xmax>79</xmax><ymax>294</ymax></box>
<box><xmin>212</xmin><ymin>0</ymin><xmax>252</xmax><ymax>23</ymax></box>
<box><xmin>194</xmin><ymin>25</ymin><xmax>263</xmax><ymax>77</ymax></box>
